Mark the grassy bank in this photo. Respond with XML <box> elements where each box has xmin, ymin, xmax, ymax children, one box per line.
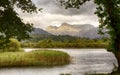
<box><xmin>0</xmin><ymin>50</ymin><xmax>70</xmax><ymax>67</ymax></box>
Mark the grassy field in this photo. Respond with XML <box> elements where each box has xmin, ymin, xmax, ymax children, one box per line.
<box><xmin>0</xmin><ymin>50</ymin><xmax>70</xmax><ymax>67</ymax></box>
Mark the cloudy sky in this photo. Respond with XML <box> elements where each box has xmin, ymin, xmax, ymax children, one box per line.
<box><xmin>18</xmin><ymin>0</ymin><xmax>99</xmax><ymax>29</ymax></box>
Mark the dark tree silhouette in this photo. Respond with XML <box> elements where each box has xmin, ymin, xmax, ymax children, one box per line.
<box><xmin>0</xmin><ymin>0</ymin><xmax>38</xmax><ymax>48</ymax></box>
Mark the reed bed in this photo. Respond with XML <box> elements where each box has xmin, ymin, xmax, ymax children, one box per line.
<box><xmin>0</xmin><ymin>50</ymin><xmax>70</xmax><ymax>67</ymax></box>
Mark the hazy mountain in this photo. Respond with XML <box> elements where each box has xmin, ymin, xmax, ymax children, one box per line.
<box><xmin>46</xmin><ymin>23</ymin><xmax>108</xmax><ymax>38</ymax></box>
<box><xmin>29</xmin><ymin>23</ymin><xmax>108</xmax><ymax>39</ymax></box>
<box><xmin>31</xmin><ymin>28</ymin><xmax>51</xmax><ymax>35</ymax></box>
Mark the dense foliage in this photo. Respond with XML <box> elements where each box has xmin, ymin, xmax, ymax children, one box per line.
<box><xmin>0</xmin><ymin>38</ymin><xmax>22</xmax><ymax>52</ymax></box>
<box><xmin>22</xmin><ymin>35</ymin><xmax>108</xmax><ymax>48</ymax></box>
<box><xmin>0</xmin><ymin>0</ymin><xmax>38</xmax><ymax>48</ymax></box>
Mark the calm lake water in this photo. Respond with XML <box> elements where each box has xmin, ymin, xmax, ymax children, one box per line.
<box><xmin>0</xmin><ymin>49</ymin><xmax>118</xmax><ymax>75</ymax></box>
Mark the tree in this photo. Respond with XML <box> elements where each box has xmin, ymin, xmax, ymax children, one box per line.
<box><xmin>0</xmin><ymin>0</ymin><xmax>38</xmax><ymax>48</ymax></box>
<box><xmin>58</xmin><ymin>0</ymin><xmax>120</xmax><ymax>72</ymax></box>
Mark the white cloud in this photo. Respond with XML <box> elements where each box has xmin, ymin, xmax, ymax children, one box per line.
<box><xmin>17</xmin><ymin>0</ymin><xmax>99</xmax><ymax>29</ymax></box>
<box><xmin>19</xmin><ymin>12</ymin><xmax>98</xmax><ymax>29</ymax></box>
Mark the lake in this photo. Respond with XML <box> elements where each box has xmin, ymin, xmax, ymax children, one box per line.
<box><xmin>0</xmin><ymin>49</ymin><xmax>118</xmax><ymax>75</ymax></box>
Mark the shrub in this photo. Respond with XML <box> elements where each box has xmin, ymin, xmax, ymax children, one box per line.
<box><xmin>1</xmin><ymin>38</ymin><xmax>22</xmax><ymax>52</ymax></box>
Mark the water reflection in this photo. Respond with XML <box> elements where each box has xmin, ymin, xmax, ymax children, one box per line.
<box><xmin>0</xmin><ymin>49</ymin><xmax>117</xmax><ymax>75</ymax></box>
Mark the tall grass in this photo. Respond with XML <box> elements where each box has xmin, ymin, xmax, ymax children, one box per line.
<box><xmin>0</xmin><ymin>50</ymin><xmax>70</xmax><ymax>67</ymax></box>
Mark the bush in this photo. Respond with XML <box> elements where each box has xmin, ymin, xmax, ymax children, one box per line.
<box><xmin>1</xmin><ymin>38</ymin><xmax>22</xmax><ymax>52</ymax></box>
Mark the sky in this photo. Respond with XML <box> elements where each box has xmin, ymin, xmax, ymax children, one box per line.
<box><xmin>18</xmin><ymin>0</ymin><xmax>99</xmax><ymax>29</ymax></box>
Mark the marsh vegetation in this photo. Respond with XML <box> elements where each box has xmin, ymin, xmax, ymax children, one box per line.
<box><xmin>0</xmin><ymin>50</ymin><xmax>70</xmax><ymax>67</ymax></box>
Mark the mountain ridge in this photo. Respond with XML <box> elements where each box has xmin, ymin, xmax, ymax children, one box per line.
<box><xmin>46</xmin><ymin>23</ymin><xmax>104</xmax><ymax>38</ymax></box>
<box><xmin>30</xmin><ymin>23</ymin><xmax>108</xmax><ymax>39</ymax></box>
<box><xmin>31</xmin><ymin>28</ymin><xmax>51</xmax><ymax>35</ymax></box>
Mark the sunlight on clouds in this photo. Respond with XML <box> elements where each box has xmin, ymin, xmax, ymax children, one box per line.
<box><xmin>17</xmin><ymin>0</ymin><xmax>99</xmax><ymax>29</ymax></box>
<box><xmin>20</xmin><ymin>12</ymin><xmax>99</xmax><ymax>29</ymax></box>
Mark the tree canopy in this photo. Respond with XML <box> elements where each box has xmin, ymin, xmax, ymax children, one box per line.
<box><xmin>0</xmin><ymin>0</ymin><xmax>38</xmax><ymax>48</ymax></box>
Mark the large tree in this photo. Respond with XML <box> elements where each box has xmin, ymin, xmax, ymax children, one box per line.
<box><xmin>58</xmin><ymin>0</ymin><xmax>120</xmax><ymax>72</ymax></box>
<box><xmin>0</xmin><ymin>0</ymin><xmax>38</xmax><ymax>48</ymax></box>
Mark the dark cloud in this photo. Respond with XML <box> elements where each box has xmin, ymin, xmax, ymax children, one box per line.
<box><xmin>35</xmin><ymin>0</ymin><xmax>96</xmax><ymax>15</ymax></box>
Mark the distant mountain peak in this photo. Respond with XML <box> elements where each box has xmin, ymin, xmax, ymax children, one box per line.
<box><xmin>46</xmin><ymin>25</ymin><xmax>58</xmax><ymax>30</ymax></box>
<box><xmin>30</xmin><ymin>23</ymin><xmax>108</xmax><ymax>39</ymax></box>
<box><xmin>45</xmin><ymin>23</ymin><xmax>108</xmax><ymax>38</ymax></box>
<box><xmin>61</xmin><ymin>23</ymin><xmax>70</xmax><ymax>26</ymax></box>
<box><xmin>81</xmin><ymin>24</ymin><xmax>94</xmax><ymax>27</ymax></box>
<box><xmin>46</xmin><ymin>23</ymin><xmax>96</xmax><ymax>38</ymax></box>
<box><xmin>31</xmin><ymin>28</ymin><xmax>51</xmax><ymax>35</ymax></box>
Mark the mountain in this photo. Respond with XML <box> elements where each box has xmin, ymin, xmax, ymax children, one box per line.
<box><xmin>29</xmin><ymin>23</ymin><xmax>108</xmax><ymax>39</ymax></box>
<box><xmin>46</xmin><ymin>23</ymin><xmax>94</xmax><ymax>36</ymax></box>
<box><xmin>31</xmin><ymin>28</ymin><xmax>51</xmax><ymax>35</ymax></box>
<box><xmin>46</xmin><ymin>23</ymin><xmax>108</xmax><ymax>38</ymax></box>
